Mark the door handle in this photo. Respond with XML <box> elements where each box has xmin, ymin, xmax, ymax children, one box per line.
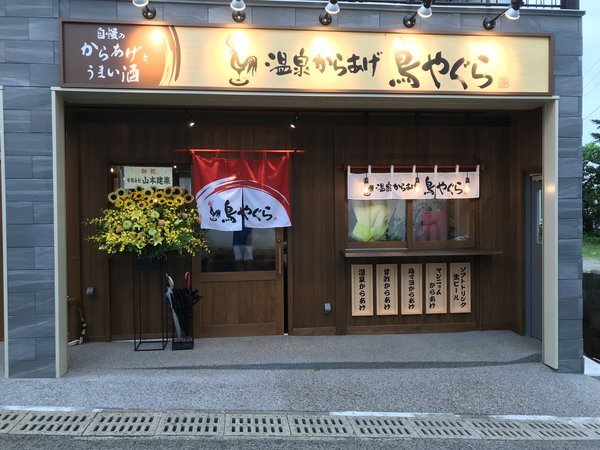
<box><xmin>277</xmin><ymin>246</ymin><xmax>283</xmax><ymax>275</ymax></box>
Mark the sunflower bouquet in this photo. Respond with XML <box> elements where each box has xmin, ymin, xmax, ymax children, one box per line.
<box><xmin>87</xmin><ymin>186</ymin><xmax>209</xmax><ymax>260</ymax></box>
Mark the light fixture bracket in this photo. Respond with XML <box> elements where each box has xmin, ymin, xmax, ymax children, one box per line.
<box><xmin>319</xmin><ymin>11</ymin><xmax>333</xmax><ymax>26</ymax></box>
<box><xmin>142</xmin><ymin>5</ymin><xmax>156</xmax><ymax>20</ymax></box>
<box><xmin>232</xmin><ymin>10</ymin><xmax>246</xmax><ymax>23</ymax></box>
<box><xmin>403</xmin><ymin>12</ymin><xmax>417</xmax><ymax>28</ymax></box>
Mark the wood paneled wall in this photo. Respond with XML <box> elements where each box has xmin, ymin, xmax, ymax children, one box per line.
<box><xmin>65</xmin><ymin>107</ymin><xmax>541</xmax><ymax>340</ymax></box>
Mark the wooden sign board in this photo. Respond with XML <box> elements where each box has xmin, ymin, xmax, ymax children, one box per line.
<box><xmin>376</xmin><ymin>264</ymin><xmax>398</xmax><ymax>315</ymax></box>
<box><xmin>425</xmin><ymin>263</ymin><xmax>447</xmax><ymax>314</ymax></box>
<box><xmin>401</xmin><ymin>264</ymin><xmax>422</xmax><ymax>315</ymax></box>
<box><xmin>62</xmin><ymin>22</ymin><xmax>551</xmax><ymax>95</ymax></box>
<box><xmin>351</xmin><ymin>265</ymin><xmax>373</xmax><ymax>316</ymax></box>
<box><xmin>450</xmin><ymin>262</ymin><xmax>472</xmax><ymax>313</ymax></box>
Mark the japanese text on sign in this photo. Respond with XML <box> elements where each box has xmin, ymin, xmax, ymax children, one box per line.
<box><xmin>123</xmin><ymin>166</ymin><xmax>173</xmax><ymax>190</ymax></box>
<box><xmin>450</xmin><ymin>262</ymin><xmax>471</xmax><ymax>313</ymax></box>
<box><xmin>352</xmin><ymin>265</ymin><xmax>373</xmax><ymax>316</ymax></box>
<box><xmin>401</xmin><ymin>264</ymin><xmax>422</xmax><ymax>315</ymax></box>
<box><xmin>376</xmin><ymin>264</ymin><xmax>398</xmax><ymax>315</ymax></box>
<box><xmin>425</xmin><ymin>263</ymin><xmax>447</xmax><ymax>314</ymax></box>
<box><xmin>62</xmin><ymin>23</ymin><xmax>551</xmax><ymax>95</ymax></box>
<box><xmin>348</xmin><ymin>169</ymin><xmax>479</xmax><ymax>200</ymax></box>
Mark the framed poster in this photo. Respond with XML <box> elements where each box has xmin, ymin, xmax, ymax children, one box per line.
<box><xmin>351</xmin><ymin>265</ymin><xmax>373</xmax><ymax>316</ymax></box>
<box><xmin>376</xmin><ymin>264</ymin><xmax>398</xmax><ymax>315</ymax></box>
<box><xmin>425</xmin><ymin>263</ymin><xmax>447</xmax><ymax>314</ymax></box>
<box><xmin>450</xmin><ymin>262</ymin><xmax>472</xmax><ymax>313</ymax></box>
<box><xmin>401</xmin><ymin>264</ymin><xmax>422</xmax><ymax>315</ymax></box>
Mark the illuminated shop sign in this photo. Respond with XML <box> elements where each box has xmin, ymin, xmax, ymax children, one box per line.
<box><xmin>61</xmin><ymin>21</ymin><xmax>551</xmax><ymax>95</ymax></box>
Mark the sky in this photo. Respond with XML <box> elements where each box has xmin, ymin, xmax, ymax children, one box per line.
<box><xmin>582</xmin><ymin>0</ymin><xmax>600</xmax><ymax>144</ymax></box>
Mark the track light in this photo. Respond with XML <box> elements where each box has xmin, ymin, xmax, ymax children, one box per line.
<box><xmin>230</xmin><ymin>0</ymin><xmax>246</xmax><ymax>22</ymax></box>
<box><xmin>185</xmin><ymin>111</ymin><xmax>195</xmax><ymax>127</ymax></box>
<box><xmin>319</xmin><ymin>0</ymin><xmax>340</xmax><ymax>26</ymax></box>
<box><xmin>403</xmin><ymin>0</ymin><xmax>433</xmax><ymax>28</ymax></box>
<box><xmin>483</xmin><ymin>0</ymin><xmax>523</xmax><ymax>30</ymax></box>
<box><xmin>290</xmin><ymin>114</ymin><xmax>298</xmax><ymax>129</ymax></box>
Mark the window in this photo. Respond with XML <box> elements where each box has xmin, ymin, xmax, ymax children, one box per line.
<box><xmin>347</xmin><ymin>198</ymin><xmax>475</xmax><ymax>250</ymax></box>
<box><xmin>412</xmin><ymin>199</ymin><xmax>472</xmax><ymax>244</ymax></box>
<box><xmin>348</xmin><ymin>199</ymin><xmax>407</xmax><ymax>243</ymax></box>
<box><xmin>200</xmin><ymin>228</ymin><xmax>276</xmax><ymax>272</ymax></box>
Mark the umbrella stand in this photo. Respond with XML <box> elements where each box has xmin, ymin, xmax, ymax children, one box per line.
<box><xmin>167</xmin><ymin>271</ymin><xmax>201</xmax><ymax>350</ymax></box>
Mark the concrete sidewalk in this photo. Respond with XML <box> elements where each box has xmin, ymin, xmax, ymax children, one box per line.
<box><xmin>1</xmin><ymin>331</ymin><xmax>599</xmax><ymax>416</ymax></box>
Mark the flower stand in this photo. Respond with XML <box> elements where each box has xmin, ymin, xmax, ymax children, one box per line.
<box><xmin>133</xmin><ymin>258</ymin><xmax>168</xmax><ymax>351</ymax></box>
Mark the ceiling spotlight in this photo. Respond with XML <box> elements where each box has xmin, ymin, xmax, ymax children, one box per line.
<box><xmin>230</xmin><ymin>0</ymin><xmax>246</xmax><ymax>11</ymax></box>
<box><xmin>290</xmin><ymin>114</ymin><xmax>298</xmax><ymax>129</ymax></box>
<box><xmin>483</xmin><ymin>0</ymin><xmax>523</xmax><ymax>30</ymax></box>
<box><xmin>418</xmin><ymin>0</ymin><xmax>433</xmax><ymax>18</ymax></box>
<box><xmin>505</xmin><ymin>0</ymin><xmax>522</xmax><ymax>20</ymax></box>
<box><xmin>403</xmin><ymin>1</ymin><xmax>433</xmax><ymax>28</ymax></box>
<box><xmin>142</xmin><ymin>4</ymin><xmax>156</xmax><ymax>20</ymax></box>
<box><xmin>132</xmin><ymin>0</ymin><xmax>149</xmax><ymax>7</ymax></box>
<box><xmin>319</xmin><ymin>0</ymin><xmax>340</xmax><ymax>26</ymax></box>
<box><xmin>230</xmin><ymin>0</ymin><xmax>246</xmax><ymax>22</ymax></box>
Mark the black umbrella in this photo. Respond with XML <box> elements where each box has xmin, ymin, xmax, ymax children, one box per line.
<box><xmin>165</xmin><ymin>273</ymin><xmax>201</xmax><ymax>342</ymax></box>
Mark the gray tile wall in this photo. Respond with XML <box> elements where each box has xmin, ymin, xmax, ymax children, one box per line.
<box><xmin>0</xmin><ymin>1</ymin><xmax>584</xmax><ymax>376</ymax></box>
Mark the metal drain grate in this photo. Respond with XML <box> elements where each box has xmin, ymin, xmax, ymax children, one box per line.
<box><xmin>225</xmin><ymin>414</ymin><xmax>290</xmax><ymax>436</ymax></box>
<box><xmin>10</xmin><ymin>412</ymin><xmax>93</xmax><ymax>435</ymax></box>
<box><xmin>351</xmin><ymin>417</ymin><xmax>418</xmax><ymax>438</ymax></box>
<box><xmin>577</xmin><ymin>421</ymin><xmax>600</xmax><ymax>438</ymax></box>
<box><xmin>288</xmin><ymin>415</ymin><xmax>353</xmax><ymax>437</ymax></box>
<box><xmin>156</xmin><ymin>412</ymin><xmax>224</xmax><ymax>436</ymax></box>
<box><xmin>84</xmin><ymin>412</ymin><xmax>160</xmax><ymax>436</ymax></box>
<box><xmin>467</xmin><ymin>419</ymin><xmax>542</xmax><ymax>440</ymax></box>
<box><xmin>524</xmin><ymin>420</ymin><xmax>594</xmax><ymax>440</ymax></box>
<box><xmin>411</xmin><ymin>418</ymin><xmax>478</xmax><ymax>439</ymax></box>
<box><xmin>0</xmin><ymin>412</ymin><xmax>26</xmax><ymax>434</ymax></box>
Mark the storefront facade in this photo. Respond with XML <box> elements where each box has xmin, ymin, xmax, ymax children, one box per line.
<box><xmin>0</xmin><ymin>0</ymin><xmax>583</xmax><ymax>377</ymax></box>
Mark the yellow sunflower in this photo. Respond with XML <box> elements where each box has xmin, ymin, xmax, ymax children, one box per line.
<box><xmin>107</xmin><ymin>192</ymin><xmax>119</xmax><ymax>203</ymax></box>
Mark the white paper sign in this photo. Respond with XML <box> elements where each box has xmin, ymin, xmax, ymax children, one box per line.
<box><xmin>123</xmin><ymin>166</ymin><xmax>173</xmax><ymax>189</ymax></box>
<box><xmin>425</xmin><ymin>263</ymin><xmax>447</xmax><ymax>314</ymax></box>
<box><xmin>401</xmin><ymin>264</ymin><xmax>422</xmax><ymax>315</ymax></box>
<box><xmin>351</xmin><ymin>265</ymin><xmax>373</xmax><ymax>316</ymax></box>
<box><xmin>376</xmin><ymin>264</ymin><xmax>398</xmax><ymax>316</ymax></box>
<box><xmin>450</xmin><ymin>262</ymin><xmax>471</xmax><ymax>313</ymax></box>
